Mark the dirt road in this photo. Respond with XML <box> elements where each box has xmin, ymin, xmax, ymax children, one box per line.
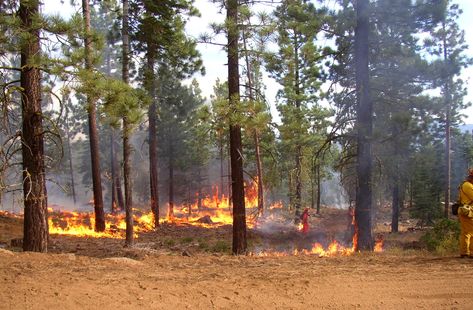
<box><xmin>1</xmin><ymin>248</ymin><xmax>472</xmax><ymax>310</ymax></box>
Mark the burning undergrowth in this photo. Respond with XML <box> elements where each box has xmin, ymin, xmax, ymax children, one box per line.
<box><xmin>1</xmin><ymin>183</ymin><xmax>384</xmax><ymax>256</ymax></box>
<box><xmin>45</xmin><ymin>202</ymin><xmax>382</xmax><ymax>257</ymax></box>
<box><xmin>250</xmin><ymin>211</ymin><xmax>359</xmax><ymax>257</ymax></box>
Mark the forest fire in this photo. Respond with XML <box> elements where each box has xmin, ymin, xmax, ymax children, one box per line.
<box><xmin>253</xmin><ymin>240</ymin><xmax>357</xmax><ymax>257</ymax></box>
<box><xmin>253</xmin><ymin>231</ymin><xmax>383</xmax><ymax>257</ymax></box>
<box><xmin>166</xmin><ymin>182</ymin><xmax>264</xmax><ymax>228</ymax></box>
<box><xmin>48</xmin><ymin>209</ymin><xmax>153</xmax><ymax>238</ymax></box>
<box><xmin>46</xmin><ymin>182</ymin><xmax>262</xmax><ymax>238</ymax></box>
<box><xmin>5</xmin><ymin>182</ymin><xmax>384</xmax><ymax>255</ymax></box>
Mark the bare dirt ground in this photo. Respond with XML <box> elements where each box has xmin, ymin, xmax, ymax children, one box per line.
<box><xmin>1</xmin><ymin>207</ymin><xmax>473</xmax><ymax>310</ymax></box>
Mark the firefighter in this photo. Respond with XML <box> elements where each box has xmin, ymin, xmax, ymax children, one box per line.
<box><xmin>458</xmin><ymin>168</ymin><xmax>473</xmax><ymax>258</ymax></box>
<box><xmin>301</xmin><ymin>208</ymin><xmax>310</xmax><ymax>234</ymax></box>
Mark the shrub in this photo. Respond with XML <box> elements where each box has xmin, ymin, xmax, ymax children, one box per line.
<box><xmin>420</xmin><ymin>218</ymin><xmax>460</xmax><ymax>254</ymax></box>
<box><xmin>211</xmin><ymin>240</ymin><xmax>231</xmax><ymax>253</ymax></box>
<box><xmin>180</xmin><ymin>237</ymin><xmax>194</xmax><ymax>244</ymax></box>
<box><xmin>163</xmin><ymin>238</ymin><xmax>176</xmax><ymax>247</ymax></box>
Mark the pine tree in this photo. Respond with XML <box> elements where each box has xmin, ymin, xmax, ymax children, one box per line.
<box><xmin>20</xmin><ymin>0</ymin><xmax>49</xmax><ymax>251</ymax></box>
<box><xmin>354</xmin><ymin>0</ymin><xmax>373</xmax><ymax>251</ymax></box>
<box><xmin>133</xmin><ymin>0</ymin><xmax>203</xmax><ymax>228</ymax></box>
<box><xmin>82</xmin><ymin>0</ymin><xmax>106</xmax><ymax>232</ymax></box>
<box><xmin>419</xmin><ymin>0</ymin><xmax>472</xmax><ymax>216</ymax></box>
<box><xmin>156</xmin><ymin>74</ymin><xmax>207</xmax><ymax>218</ymax></box>
<box><xmin>240</xmin><ymin>6</ymin><xmax>274</xmax><ymax>217</ymax></box>
<box><xmin>227</xmin><ymin>0</ymin><xmax>247</xmax><ymax>255</ymax></box>
<box><xmin>121</xmin><ymin>0</ymin><xmax>134</xmax><ymax>245</ymax></box>
<box><xmin>266</xmin><ymin>0</ymin><xmax>330</xmax><ymax>223</ymax></box>
<box><xmin>92</xmin><ymin>0</ymin><xmax>125</xmax><ymax>213</ymax></box>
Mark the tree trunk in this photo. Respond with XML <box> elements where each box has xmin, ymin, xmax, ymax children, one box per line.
<box><xmin>197</xmin><ymin>168</ymin><xmax>202</xmax><ymax>211</ymax></box>
<box><xmin>20</xmin><ymin>0</ymin><xmax>48</xmax><ymax>252</ymax></box>
<box><xmin>316</xmin><ymin>164</ymin><xmax>321</xmax><ymax>215</ymax></box>
<box><xmin>227</xmin><ymin>149</ymin><xmax>232</xmax><ymax>210</ymax></box>
<box><xmin>391</xmin><ymin>182</ymin><xmax>399</xmax><ymax>233</ymax></box>
<box><xmin>123</xmin><ymin>118</ymin><xmax>134</xmax><ymax>246</ymax></box>
<box><xmin>293</xmin><ymin>32</ymin><xmax>302</xmax><ymax>224</ymax></box>
<box><xmin>122</xmin><ymin>0</ymin><xmax>133</xmax><ymax>246</ymax></box>
<box><xmin>442</xmin><ymin>21</ymin><xmax>451</xmax><ymax>218</ymax></box>
<box><xmin>354</xmin><ymin>0</ymin><xmax>373</xmax><ymax>251</ymax></box>
<box><xmin>227</xmin><ymin>0</ymin><xmax>246</xmax><ymax>255</ymax></box>
<box><xmin>168</xmin><ymin>142</ymin><xmax>174</xmax><ymax>219</ymax></box>
<box><xmin>254</xmin><ymin>132</ymin><xmax>264</xmax><ymax>216</ymax></box>
<box><xmin>83</xmin><ymin>0</ymin><xmax>105</xmax><ymax>232</ymax></box>
<box><xmin>110</xmin><ymin>132</ymin><xmax>119</xmax><ymax>213</ymax></box>
<box><xmin>294</xmin><ymin>147</ymin><xmax>302</xmax><ymax>223</ymax></box>
<box><xmin>106</xmin><ymin>35</ymin><xmax>123</xmax><ymax>214</ymax></box>
<box><xmin>187</xmin><ymin>185</ymin><xmax>192</xmax><ymax>217</ymax></box>
<box><xmin>114</xmin><ymin>147</ymin><xmax>125</xmax><ymax>211</ymax></box>
<box><xmin>288</xmin><ymin>172</ymin><xmax>293</xmax><ymax>208</ymax></box>
<box><xmin>311</xmin><ymin>162</ymin><xmax>315</xmax><ymax>210</ymax></box>
<box><xmin>146</xmin><ymin>43</ymin><xmax>160</xmax><ymax>229</ymax></box>
<box><xmin>65</xmin><ymin>119</ymin><xmax>76</xmax><ymax>205</ymax></box>
<box><xmin>220</xmin><ymin>137</ymin><xmax>225</xmax><ymax>200</ymax></box>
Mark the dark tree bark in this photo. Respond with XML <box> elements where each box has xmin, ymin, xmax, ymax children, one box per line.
<box><xmin>106</xmin><ymin>41</ymin><xmax>123</xmax><ymax>214</ymax></box>
<box><xmin>146</xmin><ymin>44</ymin><xmax>160</xmax><ymax>229</ymax></box>
<box><xmin>123</xmin><ymin>119</ymin><xmax>134</xmax><ymax>245</ymax></box>
<box><xmin>391</xmin><ymin>182</ymin><xmax>400</xmax><ymax>233</ymax></box>
<box><xmin>20</xmin><ymin>0</ymin><xmax>48</xmax><ymax>252</ymax></box>
<box><xmin>219</xmin><ymin>137</ymin><xmax>225</xmax><ymax>200</ymax></box>
<box><xmin>168</xmin><ymin>142</ymin><xmax>174</xmax><ymax>219</ymax></box>
<box><xmin>197</xmin><ymin>169</ymin><xmax>202</xmax><ymax>211</ymax></box>
<box><xmin>122</xmin><ymin>0</ymin><xmax>133</xmax><ymax>246</ymax></box>
<box><xmin>110</xmin><ymin>132</ymin><xmax>124</xmax><ymax>213</ymax></box>
<box><xmin>288</xmin><ymin>172</ymin><xmax>293</xmax><ymax>207</ymax></box>
<box><xmin>311</xmin><ymin>162</ymin><xmax>315</xmax><ymax>210</ymax></box>
<box><xmin>390</xmin><ymin>124</ymin><xmax>402</xmax><ymax>232</ymax></box>
<box><xmin>354</xmin><ymin>0</ymin><xmax>373</xmax><ymax>251</ymax></box>
<box><xmin>83</xmin><ymin>0</ymin><xmax>106</xmax><ymax>232</ymax></box>
<box><xmin>293</xmin><ymin>31</ymin><xmax>302</xmax><ymax>224</ymax></box>
<box><xmin>110</xmin><ymin>159</ymin><xmax>118</xmax><ymax>213</ymax></box>
<box><xmin>316</xmin><ymin>164</ymin><xmax>321</xmax><ymax>215</ymax></box>
<box><xmin>65</xmin><ymin>119</ymin><xmax>76</xmax><ymax>205</ymax></box>
<box><xmin>442</xmin><ymin>20</ymin><xmax>451</xmax><ymax>218</ymax></box>
<box><xmin>227</xmin><ymin>150</ymin><xmax>232</xmax><ymax>210</ymax></box>
<box><xmin>294</xmin><ymin>146</ymin><xmax>302</xmax><ymax>223</ymax></box>
<box><xmin>227</xmin><ymin>0</ymin><xmax>246</xmax><ymax>255</ymax></box>
<box><xmin>254</xmin><ymin>132</ymin><xmax>264</xmax><ymax>215</ymax></box>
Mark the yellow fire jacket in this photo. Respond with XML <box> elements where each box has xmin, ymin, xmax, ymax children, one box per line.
<box><xmin>459</xmin><ymin>181</ymin><xmax>473</xmax><ymax>218</ymax></box>
<box><xmin>460</xmin><ymin>181</ymin><xmax>473</xmax><ymax>205</ymax></box>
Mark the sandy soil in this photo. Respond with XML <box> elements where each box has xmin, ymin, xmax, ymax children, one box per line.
<box><xmin>1</xmin><ymin>209</ymin><xmax>472</xmax><ymax>309</ymax></box>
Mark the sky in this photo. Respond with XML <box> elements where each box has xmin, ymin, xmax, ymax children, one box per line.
<box><xmin>43</xmin><ymin>0</ymin><xmax>473</xmax><ymax>123</ymax></box>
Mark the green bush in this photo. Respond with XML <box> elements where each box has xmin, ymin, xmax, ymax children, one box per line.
<box><xmin>163</xmin><ymin>238</ymin><xmax>176</xmax><ymax>247</ymax></box>
<box><xmin>198</xmin><ymin>241</ymin><xmax>209</xmax><ymax>251</ymax></box>
<box><xmin>180</xmin><ymin>237</ymin><xmax>194</xmax><ymax>244</ymax></box>
<box><xmin>211</xmin><ymin>240</ymin><xmax>231</xmax><ymax>253</ymax></box>
<box><xmin>420</xmin><ymin>218</ymin><xmax>460</xmax><ymax>254</ymax></box>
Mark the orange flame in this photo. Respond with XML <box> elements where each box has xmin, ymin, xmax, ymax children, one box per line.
<box><xmin>374</xmin><ymin>233</ymin><xmax>384</xmax><ymax>252</ymax></box>
<box><xmin>47</xmin><ymin>209</ymin><xmax>158</xmax><ymax>238</ymax></box>
<box><xmin>164</xmin><ymin>181</ymin><xmax>274</xmax><ymax>228</ymax></box>
<box><xmin>46</xmin><ymin>180</ymin><xmax>273</xmax><ymax>237</ymax></box>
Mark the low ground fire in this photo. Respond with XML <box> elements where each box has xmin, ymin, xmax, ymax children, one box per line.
<box><xmin>42</xmin><ymin>183</ymin><xmax>383</xmax><ymax>256</ymax></box>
